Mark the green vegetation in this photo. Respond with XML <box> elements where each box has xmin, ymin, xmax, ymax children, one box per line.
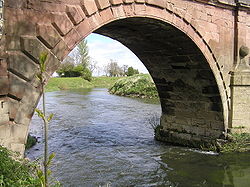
<box><xmin>45</xmin><ymin>76</ymin><xmax>123</xmax><ymax>92</ymax></box>
<box><xmin>0</xmin><ymin>146</ymin><xmax>40</xmax><ymax>186</ymax></box>
<box><xmin>56</xmin><ymin>39</ymin><xmax>93</xmax><ymax>81</ymax></box>
<box><xmin>220</xmin><ymin>133</ymin><xmax>250</xmax><ymax>153</ymax></box>
<box><xmin>36</xmin><ymin>53</ymin><xmax>58</xmax><ymax>187</ymax></box>
<box><xmin>25</xmin><ymin>134</ymin><xmax>37</xmax><ymax>150</ymax></box>
<box><xmin>109</xmin><ymin>74</ymin><xmax>159</xmax><ymax>99</ymax></box>
<box><xmin>0</xmin><ymin>146</ymin><xmax>60</xmax><ymax>187</ymax></box>
<box><xmin>126</xmin><ymin>66</ymin><xmax>139</xmax><ymax>76</ymax></box>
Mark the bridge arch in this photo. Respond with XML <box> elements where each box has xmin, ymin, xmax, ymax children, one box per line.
<box><xmin>0</xmin><ymin>0</ymin><xmax>229</xmax><ymax>154</ymax></box>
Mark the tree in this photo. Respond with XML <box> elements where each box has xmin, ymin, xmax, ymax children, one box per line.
<box><xmin>105</xmin><ymin>59</ymin><xmax>123</xmax><ymax>77</ymax></box>
<box><xmin>121</xmin><ymin>65</ymin><xmax>128</xmax><ymax>76</ymax></box>
<box><xmin>56</xmin><ymin>57</ymin><xmax>75</xmax><ymax>77</ymax></box>
<box><xmin>126</xmin><ymin>66</ymin><xmax>139</xmax><ymax>76</ymax></box>
<box><xmin>77</xmin><ymin>39</ymin><xmax>90</xmax><ymax>68</ymax></box>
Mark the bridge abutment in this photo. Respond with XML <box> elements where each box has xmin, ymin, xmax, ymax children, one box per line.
<box><xmin>230</xmin><ymin>46</ymin><xmax>250</xmax><ymax>132</ymax></box>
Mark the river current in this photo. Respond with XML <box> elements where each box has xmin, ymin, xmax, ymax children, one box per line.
<box><xmin>27</xmin><ymin>88</ymin><xmax>250</xmax><ymax>187</ymax></box>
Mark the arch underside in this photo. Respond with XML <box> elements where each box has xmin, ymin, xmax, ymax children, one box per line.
<box><xmin>95</xmin><ymin>17</ymin><xmax>225</xmax><ymax>146</ymax></box>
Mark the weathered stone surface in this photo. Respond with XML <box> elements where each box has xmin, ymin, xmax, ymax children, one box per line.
<box><xmin>9</xmin><ymin>73</ymin><xmax>27</xmax><ymax>100</ymax></box>
<box><xmin>52</xmin><ymin>40</ymin><xmax>70</xmax><ymax>61</ymax></box>
<box><xmin>0</xmin><ymin>98</ymin><xmax>9</xmax><ymax>125</ymax></box>
<box><xmin>52</xmin><ymin>13</ymin><xmax>74</xmax><ymax>36</ymax></box>
<box><xmin>66</xmin><ymin>5</ymin><xmax>86</xmax><ymax>25</ymax></box>
<box><xmin>95</xmin><ymin>0</ymin><xmax>110</xmax><ymax>9</ymax></box>
<box><xmin>123</xmin><ymin>0</ymin><xmax>134</xmax><ymax>3</ymax></box>
<box><xmin>20</xmin><ymin>36</ymin><xmax>48</xmax><ymax>63</ymax></box>
<box><xmin>81</xmin><ymin>0</ymin><xmax>98</xmax><ymax>16</ymax></box>
<box><xmin>37</xmin><ymin>24</ymin><xmax>61</xmax><ymax>49</ymax></box>
<box><xmin>146</xmin><ymin>0</ymin><xmax>166</xmax><ymax>8</ymax></box>
<box><xmin>0</xmin><ymin>76</ymin><xmax>9</xmax><ymax>95</ymax></box>
<box><xmin>8</xmin><ymin>53</ymin><xmax>39</xmax><ymax>81</ymax></box>
<box><xmin>110</xmin><ymin>0</ymin><xmax>123</xmax><ymax>5</ymax></box>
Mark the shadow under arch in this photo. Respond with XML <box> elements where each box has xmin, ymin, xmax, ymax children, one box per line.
<box><xmin>83</xmin><ymin>17</ymin><xmax>225</xmax><ymax>147</ymax></box>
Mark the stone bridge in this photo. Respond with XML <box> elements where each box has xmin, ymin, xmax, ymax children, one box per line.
<box><xmin>0</xmin><ymin>0</ymin><xmax>250</xmax><ymax>155</ymax></box>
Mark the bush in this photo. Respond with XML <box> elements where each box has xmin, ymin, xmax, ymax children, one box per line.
<box><xmin>109</xmin><ymin>74</ymin><xmax>158</xmax><ymax>98</ymax></box>
<box><xmin>81</xmin><ymin>67</ymin><xmax>92</xmax><ymax>82</ymax></box>
<box><xmin>25</xmin><ymin>134</ymin><xmax>37</xmax><ymax>150</ymax></box>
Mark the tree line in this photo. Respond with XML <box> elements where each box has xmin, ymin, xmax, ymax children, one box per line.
<box><xmin>57</xmin><ymin>39</ymin><xmax>140</xmax><ymax>81</ymax></box>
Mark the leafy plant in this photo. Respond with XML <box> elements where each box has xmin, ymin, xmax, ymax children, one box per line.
<box><xmin>36</xmin><ymin>52</ymin><xmax>57</xmax><ymax>187</ymax></box>
<box><xmin>0</xmin><ymin>146</ymin><xmax>41</xmax><ymax>186</ymax></box>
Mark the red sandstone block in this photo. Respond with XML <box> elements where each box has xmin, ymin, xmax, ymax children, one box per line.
<box><xmin>110</xmin><ymin>0</ymin><xmax>123</xmax><ymax>5</ymax></box>
<box><xmin>123</xmin><ymin>0</ymin><xmax>134</xmax><ymax>3</ymax></box>
<box><xmin>52</xmin><ymin>40</ymin><xmax>70</xmax><ymax>61</ymax></box>
<box><xmin>146</xmin><ymin>6</ymin><xmax>164</xmax><ymax>18</ymax></box>
<box><xmin>66</xmin><ymin>5</ymin><xmax>86</xmax><ymax>25</ymax></box>
<box><xmin>123</xmin><ymin>4</ymin><xmax>135</xmax><ymax>16</ymax></box>
<box><xmin>135</xmin><ymin>0</ymin><xmax>145</xmax><ymax>3</ymax></box>
<box><xmin>9</xmin><ymin>98</ymin><xmax>19</xmax><ymax>120</ymax></box>
<box><xmin>0</xmin><ymin>76</ymin><xmax>9</xmax><ymax>95</ymax></box>
<box><xmin>9</xmin><ymin>73</ymin><xmax>26</xmax><ymax>100</ymax></box>
<box><xmin>88</xmin><ymin>13</ymin><xmax>103</xmax><ymax>30</ymax></box>
<box><xmin>64</xmin><ymin>29</ymin><xmax>81</xmax><ymax>50</ymax></box>
<box><xmin>8</xmin><ymin>53</ymin><xmax>39</xmax><ymax>81</ymax></box>
<box><xmin>81</xmin><ymin>0</ymin><xmax>98</xmax><ymax>16</ymax></box>
<box><xmin>146</xmin><ymin>0</ymin><xmax>166</xmax><ymax>8</ymax></box>
<box><xmin>134</xmin><ymin>3</ymin><xmax>146</xmax><ymax>15</ymax></box>
<box><xmin>99</xmin><ymin>8</ymin><xmax>114</xmax><ymax>23</ymax></box>
<box><xmin>76</xmin><ymin>19</ymin><xmax>91</xmax><ymax>39</ymax></box>
<box><xmin>0</xmin><ymin>60</ymin><xmax>7</xmax><ymax>77</ymax></box>
<box><xmin>95</xmin><ymin>0</ymin><xmax>110</xmax><ymax>9</ymax></box>
<box><xmin>112</xmin><ymin>6</ymin><xmax>126</xmax><ymax>18</ymax></box>
<box><xmin>52</xmin><ymin>13</ymin><xmax>74</xmax><ymax>36</ymax></box>
<box><xmin>37</xmin><ymin>24</ymin><xmax>61</xmax><ymax>49</ymax></box>
<box><xmin>184</xmin><ymin>12</ymin><xmax>192</xmax><ymax>23</ymax></box>
<box><xmin>45</xmin><ymin>54</ymin><xmax>61</xmax><ymax>76</ymax></box>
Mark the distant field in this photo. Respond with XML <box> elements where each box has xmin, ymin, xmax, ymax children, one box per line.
<box><xmin>45</xmin><ymin>76</ymin><xmax>123</xmax><ymax>92</ymax></box>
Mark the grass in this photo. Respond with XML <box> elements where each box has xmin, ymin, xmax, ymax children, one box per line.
<box><xmin>45</xmin><ymin>76</ymin><xmax>123</xmax><ymax>92</ymax></box>
<box><xmin>109</xmin><ymin>74</ymin><xmax>159</xmax><ymax>99</ymax></box>
<box><xmin>220</xmin><ymin>133</ymin><xmax>250</xmax><ymax>153</ymax></box>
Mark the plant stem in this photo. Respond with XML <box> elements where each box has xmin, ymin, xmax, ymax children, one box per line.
<box><xmin>42</xmin><ymin>79</ymin><xmax>49</xmax><ymax>187</ymax></box>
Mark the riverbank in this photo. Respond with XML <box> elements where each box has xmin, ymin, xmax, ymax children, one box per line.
<box><xmin>109</xmin><ymin>74</ymin><xmax>159</xmax><ymax>99</ymax></box>
<box><xmin>46</xmin><ymin>76</ymin><xmax>123</xmax><ymax>92</ymax></box>
<box><xmin>219</xmin><ymin>133</ymin><xmax>250</xmax><ymax>153</ymax></box>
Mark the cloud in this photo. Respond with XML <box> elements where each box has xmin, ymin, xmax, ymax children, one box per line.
<box><xmin>85</xmin><ymin>33</ymin><xmax>149</xmax><ymax>75</ymax></box>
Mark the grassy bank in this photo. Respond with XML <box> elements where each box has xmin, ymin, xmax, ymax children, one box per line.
<box><xmin>45</xmin><ymin>76</ymin><xmax>123</xmax><ymax>92</ymax></box>
<box><xmin>220</xmin><ymin>133</ymin><xmax>250</xmax><ymax>153</ymax></box>
<box><xmin>109</xmin><ymin>74</ymin><xmax>159</xmax><ymax>99</ymax></box>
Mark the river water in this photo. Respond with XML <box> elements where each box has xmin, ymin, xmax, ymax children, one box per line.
<box><xmin>27</xmin><ymin>88</ymin><xmax>250</xmax><ymax>187</ymax></box>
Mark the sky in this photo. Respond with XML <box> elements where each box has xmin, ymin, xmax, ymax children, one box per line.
<box><xmin>81</xmin><ymin>33</ymin><xmax>148</xmax><ymax>76</ymax></box>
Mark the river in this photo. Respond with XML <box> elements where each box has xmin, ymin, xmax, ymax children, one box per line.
<box><xmin>27</xmin><ymin>88</ymin><xmax>250</xmax><ymax>187</ymax></box>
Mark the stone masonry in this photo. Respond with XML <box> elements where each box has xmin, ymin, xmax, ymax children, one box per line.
<box><xmin>0</xmin><ymin>0</ymin><xmax>250</xmax><ymax>156</ymax></box>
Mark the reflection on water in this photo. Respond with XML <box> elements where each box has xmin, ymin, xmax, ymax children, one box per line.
<box><xmin>27</xmin><ymin>88</ymin><xmax>250</xmax><ymax>187</ymax></box>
